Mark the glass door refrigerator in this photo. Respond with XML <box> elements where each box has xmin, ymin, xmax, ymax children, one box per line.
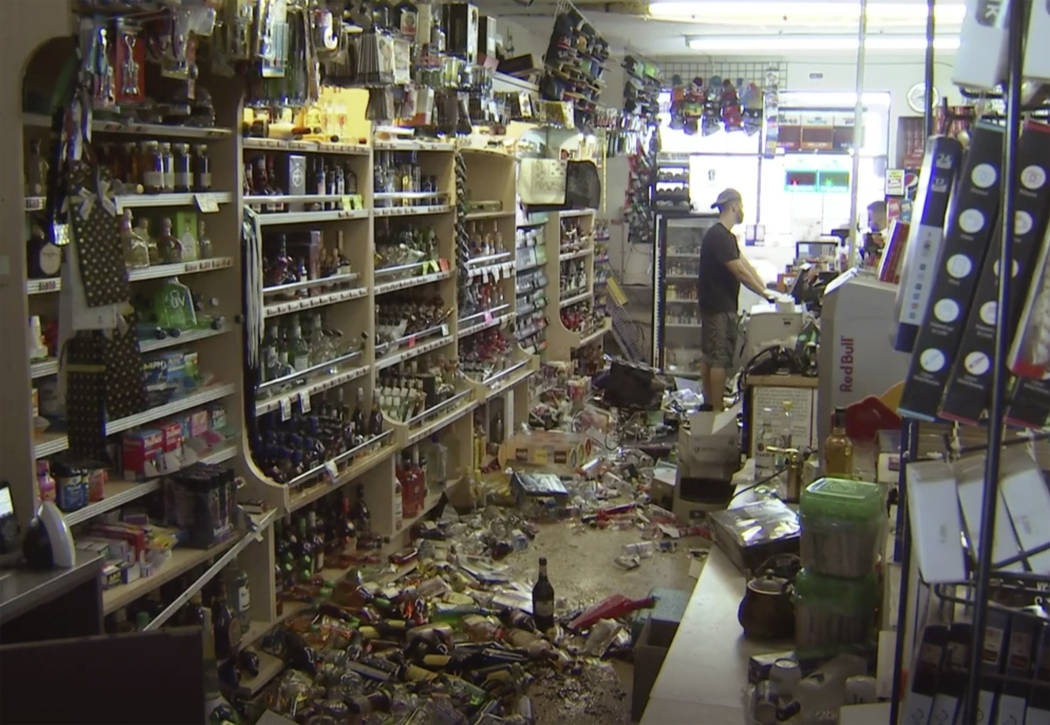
<box><xmin>652</xmin><ymin>211</ymin><xmax>720</xmax><ymax>374</ymax></box>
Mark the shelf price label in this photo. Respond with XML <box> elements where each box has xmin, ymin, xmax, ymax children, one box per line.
<box><xmin>325</xmin><ymin>460</ymin><xmax>339</xmax><ymax>483</ymax></box>
<box><xmin>299</xmin><ymin>391</ymin><xmax>311</xmax><ymax>413</ymax></box>
<box><xmin>279</xmin><ymin>397</ymin><xmax>292</xmax><ymax>421</ymax></box>
<box><xmin>195</xmin><ymin>194</ymin><xmax>220</xmax><ymax>213</ymax></box>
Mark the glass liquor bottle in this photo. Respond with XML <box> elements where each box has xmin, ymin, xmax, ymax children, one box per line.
<box><xmin>352</xmin><ymin>387</ymin><xmax>367</xmax><ymax>444</ymax></box>
<box><xmin>211</xmin><ymin>587</ymin><xmax>235</xmax><ymax>660</ymax></box>
<box><xmin>308</xmin><ymin>509</ymin><xmax>326</xmax><ymax>572</ymax></box>
<box><xmin>158</xmin><ymin>217</ymin><xmax>183</xmax><ymax>263</ymax></box>
<box><xmin>197</xmin><ymin>219</ymin><xmax>212</xmax><ymax>259</ymax></box>
<box><xmin>823</xmin><ymin>407</ymin><xmax>854</xmax><ymax>477</ymax></box>
<box><xmin>532</xmin><ymin>557</ymin><xmax>555</xmax><ymax>631</ymax></box>
<box><xmin>351</xmin><ymin>483</ymin><xmax>371</xmax><ymax>535</ymax></box>
<box><xmin>122</xmin><ymin>210</ymin><xmax>150</xmax><ymax>269</ymax></box>
<box><xmin>369</xmin><ymin>390</ymin><xmax>384</xmax><ymax>436</ymax></box>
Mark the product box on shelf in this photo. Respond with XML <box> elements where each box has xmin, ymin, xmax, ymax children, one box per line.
<box><xmin>898</xmin><ymin>123</ymin><xmax>1005</xmax><ymax>421</ymax></box>
<box><xmin>501</xmin><ymin>431</ymin><xmax>592</xmax><ymax>470</ymax></box>
<box><xmin>893</xmin><ymin>135</ymin><xmax>964</xmax><ymax>352</ymax></box>
<box><xmin>940</xmin><ymin>122</ymin><xmax>1050</xmax><ymax>423</ymax></box>
<box><xmin>954</xmin><ymin>454</ymin><xmax>1025</xmax><ymax>573</ymax></box>
<box><xmin>998</xmin><ymin>447</ymin><xmax>1050</xmax><ymax>574</ymax></box>
<box><xmin>904</xmin><ymin>459</ymin><xmax>966</xmax><ymax>583</ymax></box>
<box><xmin>1028</xmin><ymin>0</ymin><xmax>1050</xmax><ymax>81</ymax></box>
<box><xmin>122</xmin><ymin>428</ymin><xmax>164</xmax><ymax>480</ymax></box>
<box><xmin>165</xmin><ymin>463</ymin><xmax>236</xmax><ymax>548</ymax></box>
<box><xmin>952</xmin><ymin>0</ymin><xmax>1011</xmax><ymax>90</ymax></box>
<box><xmin>174</xmin><ymin>210</ymin><xmax>199</xmax><ymax>261</ymax></box>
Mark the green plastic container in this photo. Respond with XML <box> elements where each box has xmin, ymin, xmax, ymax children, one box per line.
<box><xmin>793</xmin><ymin>568</ymin><xmax>877</xmax><ymax>650</ymax></box>
<box><xmin>800</xmin><ymin>477</ymin><xmax>885</xmax><ymax>578</ymax></box>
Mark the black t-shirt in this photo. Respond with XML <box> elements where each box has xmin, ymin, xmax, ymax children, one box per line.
<box><xmin>697</xmin><ymin>222</ymin><xmax>740</xmax><ymax>313</ymax></box>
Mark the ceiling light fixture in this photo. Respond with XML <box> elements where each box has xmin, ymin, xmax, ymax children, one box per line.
<box><xmin>684</xmin><ymin>34</ymin><xmax>961</xmax><ymax>52</ymax></box>
<box><xmin>651</xmin><ymin>1</ymin><xmax>966</xmax><ymax>24</ymax></box>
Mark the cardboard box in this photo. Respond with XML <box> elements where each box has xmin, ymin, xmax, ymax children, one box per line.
<box><xmin>1027</xmin><ymin>0</ymin><xmax>1050</xmax><ymax>81</ymax></box>
<box><xmin>998</xmin><ymin>448</ymin><xmax>1050</xmax><ymax>574</ymax></box>
<box><xmin>940</xmin><ymin>122</ymin><xmax>1050</xmax><ymax>423</ymax></box>
<box><xmin>632</xmin><ymin>616</ymin><xmax>677</xmax><ymax>721</ymax></box>
<box><xmin>501</xmin><ymin>431</ymin><xmax>591</xmax><ymax>470</ymax></box>
<box><xmin>123</xmin><ymin>428</ymin><xmax>163</xmax><ymax>480</ymax></box>
<box><xmin>952</xmin><ymin>0</ymin><xmax>1010</xmax><ymax>90</ymax></box>
<box><xmin>190</xmin><ymin>409</ymin><xmax>210</xmax><ymax>439</ymax></box>
<box><xmin>173</xmin><ymin>210</ymin><xmax>199</xmax><ymax>261</ymax></box>
<box><xmin>893</xmin><ymin>135</ymin><xmax>964</xmax><ymax>351</ymax></box>
<box><xmin>905</xmin><ymin>459</ymin><xmax>965</xmax><ymax>583</ymax></box>
<box><xmin>898</xmin><ymin>123</ymin><xmax>1005</xmax><ymax>421</ymax></box>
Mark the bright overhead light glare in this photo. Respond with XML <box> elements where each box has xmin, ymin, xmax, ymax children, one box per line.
<box><xmin>684</xmin><ymin>34</ymin><xmax>960</xmax><ymax>52</ymax></box>
<box><xmin>650</xmin><ymin>1</ymin><xmax>966</xmax><ymax>24</ymax></box>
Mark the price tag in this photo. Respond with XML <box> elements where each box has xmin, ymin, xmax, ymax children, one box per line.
<box><xmin>279</xmin><ymin>397</ymin><xmax>292</xmax><ymax>421</ymax></box>
<box><xmin>325</xmin><ymin>460</ymin><xmax>339</xmax><ymax>483</ymax></box>
<box><xmin>195</xmin><ymin>193</ymin><xmax>220</xmax><ymax>213</ymax></box>
<box><xmin>439</xmin><ymin>258</ymin><xmax>450</xmax><ymax>272</ymax></box>
<box><xmin>408</xmin><ymin>335</ymin><xmax>416</xmax><ymax>348</ymax></box>
<box><xmin>341</xmin><ymin>195</ymin><xmax>352</xmax><ymax>211</ymax></box>
<box><xmin>441</xmin><ymin>324</ymin><xmax>450</xmax><ymax>337</ymax></box>
<box><xmin>299</xmin><ymin>390</ymin><xmax>311</xmax><ymax>412</ymax></box>
<box><xmin>484</xmin><ymin>310</ymin><xmax>493</xmax><ymax>323</ymax></box>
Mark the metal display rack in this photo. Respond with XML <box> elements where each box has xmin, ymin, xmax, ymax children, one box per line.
<box><xmin>889</xmin><ymin>1</ymin><xmax>1049</xmax><ymax>722</ymax></box>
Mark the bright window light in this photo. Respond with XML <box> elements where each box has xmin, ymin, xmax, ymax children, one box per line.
<box><xmin>650</xmin><ymin>1</ymin><xmax>966</xmax><ymax>24</ymax></box>
<box><xmin>684</xmin><ymin>34</ymin><xmax>960</xmax><ymax>52</ymax></box>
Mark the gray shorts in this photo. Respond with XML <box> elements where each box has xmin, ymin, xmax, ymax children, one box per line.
<box><xmin>700</xmin><ymin>310</ymin><xmax>738</xmax><ymax>369</ymax></box>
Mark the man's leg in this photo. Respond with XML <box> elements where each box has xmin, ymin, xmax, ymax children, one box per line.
<box><xmin>700</xmin><ymin>360</ymin><xmax>713</xmax><ymax>411</ymax></box>
<box><xmin>707</xmin><ymin>366</ymin><xmax>727</xmax><ymax>411</ymax></box>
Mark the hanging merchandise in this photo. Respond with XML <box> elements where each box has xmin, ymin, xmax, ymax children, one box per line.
<box><xmin>762</xmin><ymin>67</ymin><xmax>780</xmax><ymax>157</ymax></box>
<box><xmin>623</xmin><ymin>139</ymin><xmax>654</xmax><ymax>245</ymax></box>
<box><xmin>539</xmin><ymin>1</ymin><xmax>608</xmax><ymax>130</ymax></box>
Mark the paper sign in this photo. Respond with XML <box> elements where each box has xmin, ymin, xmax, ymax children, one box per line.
<box><xmin>484</xmin><ymin>310</ymin><xmax>493</xmax><ymax>323</ymax></box>
<box><xmin>886</xmin><ymin>168</ymin><xmax>906</xmax><ymax>196</ymax></box>
<box><xmin>280</xmin><ymin>397</ymin><xmax>292</xmax><ymax>421</ymax></box>
<box><xmin>439</xmin><ymin>258</ymin><xmax>450</xmax><ymax>272</ymax></box>
<box><xmin>299</xmin><ymin>391</ymin><xmax>311</xmax><ymax>412</ymax></box>
<box><xmin>325</xmin><ymin>460</ymin><xmax>339</xmax><ymax>483</ymax></box>
<box><xmin>408</xmin><ymin>335</ymin><xmax>416</xmax><ymax>348</ymax></box>
<box><xmin>441</xmin><ymin>324</ymin><xmax>449</xmax><ymax>337</ymax></box>
<box><xmin>195</xmin><ymin>193</ymin><xmax>220</xmax><ymax>213</ymax></box>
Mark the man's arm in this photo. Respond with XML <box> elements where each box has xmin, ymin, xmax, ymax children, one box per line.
<box><xmin>726</xmin><ymin>258</ymin><xmax>773</xmax><ymax>300</ymax></box>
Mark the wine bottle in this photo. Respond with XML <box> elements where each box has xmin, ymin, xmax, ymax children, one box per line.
<box><xmin>532</xmin><ymin>557</ymin><xmax>555</xmax><ymax>631</ymax></box>
<box><xmin>211</xmin><ymin>588</ymin><xmax>234</xmax><ymax>660</ymax></box>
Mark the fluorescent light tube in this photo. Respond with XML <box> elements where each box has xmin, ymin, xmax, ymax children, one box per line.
<box><xmin>684</xmin><ymin>34</ymin><xmax>960</xmax><ymax>51</ymax></box>
<box><xmin>651</xmin><ymin>1</ymin><xmax>966</xmax><ymax>24</ymax></box>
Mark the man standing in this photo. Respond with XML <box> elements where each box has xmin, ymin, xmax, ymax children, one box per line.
<box><xmin>862</xmin><ymin>200</ymin><xmax>888</xmax><ymax>262</ymax></box>
<box><xmin>697</xmin><ymin>188</ymin><xmax>774</xmax><ymax>411</ymax></box>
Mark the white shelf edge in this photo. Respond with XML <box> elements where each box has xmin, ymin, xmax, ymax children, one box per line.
<box><xmin>559</xmin><ymin>247</ymin><xmax>594</xmax><ymax>261</ymax></box>
<box><xmin>375</xmin><ymin>335</ymin><xmax>453</xmax><ymax>371</ymax></box>
<box><xmin>30</xmin><ymin>358</ymin><xmax>59</xmax><ymax>379</ymax></box>
<box><xmin>114</xmin><ymin>192</ymin><xmax>232</xmax><ymax>213</ymax></box>
<box><xmin>255</xmin><ymin>365</ymin><xmax>370</xmax><ymax>417</ymax></box>
<box><xmin>127</xmin><ymin>257</ymin><xmax>233</xmax><ymax>282</ymax></box>
<box><xmin>138</xmin><ymin>327</ymin><xmax>228</xmax><ymax>353</ymax></box>
<box><xmin>373</xmin><ymin>204</ymin><xmax>454</xmax><ymax>218</ymax></box>
<box><xmin>374</xmin><ymin>270</ymin><xmax>451</xmax><ymax>296</ymax></box>
<box><xmin>560</xmin><ymin>291</ymin><xmax>591</xmax><ymax>308</ymax></box>
<box><xmin>263</xmin><ymin>287</ymin><xmax>367</xmax><ymax>318</ymax></box>
<box><xmin>26</xmin><ymin>278</ymin><xmax>61</xmax><ymax>294</ymax></box>
<box><xmin>256</xmin><ymin>208</ymin><xmax>369</xmax><ymax>225</ymax></box>
<box><xmin>241</xmin><ymin>137</ymin><xmax>369</xmax><ymax>155</ymax></box>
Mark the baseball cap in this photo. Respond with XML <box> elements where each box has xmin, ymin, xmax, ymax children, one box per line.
<box><xmin>711</xmin><ymin>188</ymin><xmax>742</xmax><ymax>209</ymax></box>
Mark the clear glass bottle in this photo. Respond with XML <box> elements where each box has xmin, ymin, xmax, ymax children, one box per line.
<box><xmin>158</xmin><ymin>217</ymin><xmax>183</xmax><ymax>263</ymax></box>
<box><xmin>194</xmin><ymin>144</ymin><xmax>211</xmax><ymax>191</ymax></box>
<box><xmin>122</xmin><ymin>210</ymin><xmax>150</xmax><ymax>269</ymax></box>
<box><xmin>141</xmin><ymin>141</ymin><xmax>163</xmax><ymax>193</ymax></box>
<box><xmin>159</xmin><ymin>142</ymin><xmax>175</xmax><ymax>192</ymax></box>
<box><xmin>288</xmin><ymin>317</ymin><xmax>311</xmax><ymax>371</ymax></box>
<box><xmin>197</xmin><ymin>219</ymin><xmax>212</xmax><ymax>259</ymax></box>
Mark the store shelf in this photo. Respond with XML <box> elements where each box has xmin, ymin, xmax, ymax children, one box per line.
<box><xmin>464</xmin><ymin>209</ymin><xmax>514</xmax><ymax>221</ymax></box>
<box><xmin>374</xmin><ymin>191</ymin><xmax>449</xmax><ymax>203</ymax></box>
<box><xmin>579</xmin><ymin>320</ymin><xmax>613</xmax><ymax>346</ymax></box>
<box><xmin>374</xmin><ymin>269</ymin><xmax>451</xmax><ymax>296</ymax></box>
<box><xmin>62</xmin><ymin>442</ymin><xmax>237</xmax><ymax>527</ymax></box>
<box><xmin>22</xmin><ymin>114</ymin><xmax>234</xmax><ymax>139</ymax></box>
<box><xmin>139</xmin><ymin>327</ymin><xmax>228</xmax><ymax>353</ymax></box>
<box><xmin>127</xmin><ymin>256</ymin><xmax>233</xmax><ymax>282</ymax></box>
<box><xmin>263</xmin><ymin>286</ymin><xmax>367</xmax><ymax>318</ymax></box>
<box><xmin>666</xmin><ymin>297</ymin><xmax>696</xmax><ymax>304</ymax></box>
<box><xmin>26</xmin><ymin>278</ymin><xmax>61</xmax><ymax>294</ymax></box>
<box><xmin>30</xmin><ymin>358</ymin><xmax>58</xmax><ymax>379</ymax></box>
<box><xmin>559</xmin><ymin>247</ymin><xmax>594</xmax><ymax>261</ymax></box>
<box><xmin>288</xmin><ymin>437</ymin><xmax>396</xmax><ymax>514</ymax></box>
<box><xmin>242</xmin><ymin>136</ymin><xmax>369</xmax><ymax>155</ymax></box>
<box><xmin>458</xmin><ymin>311</ymin><xmax>515</xmax><ymax>339</ymax></box>
<box><xmin>283</xmin><ymin>430</ymin><xmax>394</xmax><ymax>491</ymax></box>
<box><xmin>560</xmin><ymin>290</ymin><xmax>591</xmax><ymax>308</ymax></box>
<box><xmin>102</xmin><ymin>535</ymin><xmax>239</xmax><ymax>614</ymax></box>
<box><xmin>465</xmin><ymin>259</ymin><xmax>516</xmax><ymax>280</ymax></box>
<box><xmin>666</xmin><ymin>253</ymin><xmax>697</xmax><ymax>260</ymax></box>
<box><xmin>391</xmin><ymin>490</ymin><xmax>444</xmax><ymax>538</ymax></box>
<box><xmin>484</xmin><ymin>365</ymin><xmax>536</xmax><ymax>401</ymax></box>
<box><xmin>25</xmin><ymin>196</ymin><xmax>46</xmax><ymax>212</ymax></box>
<box><xmin>255</xmin><ymin>207</ymin><xmax>369</xmax><ymax>225</ymax></box>
<box><xmin>113</xmin><ymin>192</ymin><xmax>232</xmax><ymax>213</ymax></box>
<box><xmin>404</xmin><ymin>396</ymin><xmax>478</xmax><ymax>447</ymax></box>
<box><xmin>234</xmin><ymin>649</ymin><xmax>285</xmax><ymax>697</ymax></box>
<box><xmin>374</xmin><ymin>139</ymin><xmax>454</xmax><ymax>152</ymax></box>
<box><xmin>255</xmin><ymin>365</ymin><xmax>369</xmax><ymax>417</ymax></box>
<box><xmin>667</xmin><ymin>322</ymin><xmax>701</xmax><ymax>329</ymax></box>
<box><xmin>666</xmin><ymin>275</ymin><xmax>696</xmax><ymax>282</ymax></box>
<box><xmin>262</xmin><ymin>272</ymin><xmax>359</xmax><ymax>297</ymax></box>
<box><xmin>373</xmin><ymin>203</ymin><xmax>454</xmax><ymax>218</ymax></box>
<box><xmin>559</xmin><ymin>208</ymin><xmax>596</xmax><ymax>218</ymax></box>
<box><xmin>33</xmin><ymin>383</ymin><xmax>237</xmax><ymax>459</ymax></box>
<box><xmin>375</xmin><ymin>334</ymin><xmax>453</xmax><ymax>371</ymax></box>
<box><xmin>257</xmin><ymin>350</ymin><xmax>363</xmax><ymax>394</ymax></box>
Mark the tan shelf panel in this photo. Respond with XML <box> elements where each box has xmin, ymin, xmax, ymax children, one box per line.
<box><xmin>114</xmin><ymin>192</ymin><xmax>232</xmax><ymax>213</ymax></box>
<box><xmin>24</xmin><ymin>114</ymin><xmax>233</xmax><ymax>140</ymax></box>
<box><xmin>559</xmin><ymin>247</ymin><xmax>594</xmax><ymax>261</ymax></box>
<box><xmin>33</xmin><ymin>383</ymin><xmax>237</xmax><ymax>459</ymax></box>
<box><xmin>374</xmin><ymin>269</ymin><xmax>452</xmax><ymax>296</ymax></box>
<box><xmin>375</xmin><ymin>334</ymin><xmax>453</xmax><ymax>371</ymax></box>
<box><xmin>127</xmin><ymin>256</ymin><xmax>233</xmax><ymax>282</ymax></box>
<box><xmin>373</xmin><ymin>204</ymin><xmax>454</xmax><ymax>218</ymax></box>
<box><xmin>560</xmin><ymin>290</ymin><xmax>591</xmax><ymax>309</ymax></box>
<box><xmin>138</xmin><ymin>327</ymin><xmax>229</xmax><ymax>354</ymax></box>
<box><xmin>30</xmin><ymin>358</ymin><xmax>58</xmax><ymax>379</ymax></box>
<box><xmin>463</xmin><ymin>209</ymin><xmax>514</xmax><ymax>221</ymax></box>
<box><xmin>263</xmin><ymin>286</ymin><xmax>367</xmax><ymax>318</ymax></box>
<box><xmin>374</xmin><ymin>139</ymin><xmax>454</xmax><ymax>152</ymax></box>
<box><xmin>559</xmin><ymin>208</ymin><xmax>596</xmax><ymax>218</ymax></box>
<box><xmin>26</xmin><ymin>278</ymin><xmax>61</xmax><ymax>295</ymax></box>
<box><xmin>242</xmin><ymin>136</ymin><xmax>369</xmax><ymax>155</ymax></box>
<box><xmin>254</xmin><ymin>207</ymin><xmax>369</xmax><ymax>225</ymax></box>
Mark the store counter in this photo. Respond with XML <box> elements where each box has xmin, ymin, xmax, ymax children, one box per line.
<box><xmin>0</xmin><ymin>552</ymin><xmax>103</xmax><ymax>643</ymax></box>
<box><xmin>641</xmin><ymin>544</ymin><xmax>790</xmax><ymax>724</ymax></box>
